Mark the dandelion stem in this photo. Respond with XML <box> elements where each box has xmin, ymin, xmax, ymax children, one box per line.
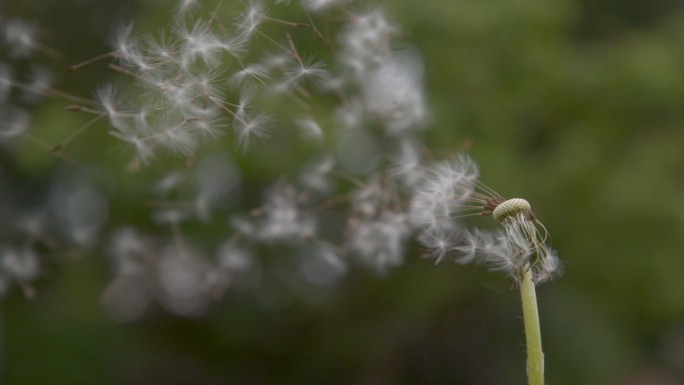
<box><xmin>520</xmin><ymin>264</ymin><xmax>544</xmax><ymax>385</ymax></box>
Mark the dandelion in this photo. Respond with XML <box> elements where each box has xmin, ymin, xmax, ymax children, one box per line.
<box><xmin>415</xmin><ymin>154</ymin><xmax>559</xmax><ymax>385</ymax></box>
<box><xmin>458</xmin><ymin>194</ymin><xmax>561</xmax><ymax>285</ymax></box>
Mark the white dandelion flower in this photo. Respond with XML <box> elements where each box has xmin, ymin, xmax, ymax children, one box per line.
<box><xmin>414</xmin><ymin>155</ymin><xmax>561</xmax><ymax>284</ymax></box>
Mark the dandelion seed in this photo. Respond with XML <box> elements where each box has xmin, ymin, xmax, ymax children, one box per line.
<box><xmin>3</xmin><ymin>19</ymin><xmax>38</xmax><ymax>58</ymax></box>
<box><xmin>189</xmin><ymin>112</ymin><xmax>227</xmax><ymax>138</ymax></box>
<box><xmin>295</xmin><ymin>117</ymin><xmax>323</xmax><ymax>141</ymax></box>
<box><xmin>21</xmin><ymin>67</ymin><xmax>54</xmax><ymax>103</ymax></box>
<box><xmin>142</xmin><ymin>31</ymin><xmax>179</xmax><ymax>66</ymax></box>
<box><xmin>110</xmin><ymin>23</ymin><xmax>139</xmax><ymax>64</ymax></box>
<box><xmin>299</xmin><ymin>156</ymin><xmax>334</xmax><ymax>193</ymax></box>
<box><xmin>408</xmin><ymin>155</ymin><xmax>479</xmax><ymax>229</ymax></box>
<box><xmin>151</xmin><ymin>117</ymin><xmax>198</xmax><ymax>155</ymax></box>
<box><xmin>217</xmin><ymin>243</ymin><xmax>253</xmax><ymax>273</ymax></box>
<box><xmin>233</xmin><ymin>112</ymin><xmax>273</xmax><ymax>150</ymax></box>
<box><xmin>302</xmin><ymin>0</ymin><xmax>351</xmax><ymax>12</ymax></box>
<box><xmin>174</xmin><ymin>19</ymin><xmax>223</xmax><ymax>66</ymax></box>
<box><xmin>234</xmin><ymin>1</ymin><xmax>267</xmax><ymax>43</ymax></box>
<box><xmin>251</xmin><ymin>183</ymin><xmax>317</xmax><ymax>242</ymax></box>
<box><xmin>95</xmin><ymin>84</ymin><xmax>130</xmax><ymax>131</ymax></box>
<box><xmin>235</xmin><ymin>86</ymin><xmax>259</xmax><ymax>117</ymax></box>
<box><xmin>348</xmin><ymin>211</ymin><xmax>409</xmax><ymax>273</ymax></box>
<box><xmin>362</xmin><ymin>50</ymin><xmax>428</xmax><ymax>133</ymax></box>
<box><xmin>109</xmin><ymin>130</ymin><xmax>155</xmax><ymax>164</ymax></box>
<box><xmin>108</xmin><ymin>227</ymin><xmax>155</xmax><ymax>276</ymax></box>
<box><xmin>0</xmin><ymin>64</ymin><xmax>12</xmax><ymax>103</ymax></box>
<box><xmin>417</xmin><ymin>225</ymin><xmax>460</xmax><ymax>264</ymax></box>
<box><xmin>176</xmin><ymin>0</ymin><xmax>202</xmax><ymax>15</ymax></box>
<box><xmin>0</xmin><ymin>105</ymin><xmax>30</xmax><ymax>142</ymax></box>
<box><xmin>157</xmin><ymin>245</ymin><xmax>211</xmax><ymax>316</ymax></box>
<box><xmin>0</xmin><ymin>246</ymin><xmax>39</xmax><ymax>283</ymax></box>
<box><xmin>282</xmin><ymin>56</ymin><xmax>330</xmax><ymax>90</ymax></box>
<box><xmin>298</xmin><ymin>242</ymin><xmax>346</xmax><ymax>286</ymax></box>
<box><xmin>339</xmin><ymin>9</ymin><xmax>396</xmax><ymax>69</ymax></box>
<box><xmin>229</xmin><ymin>63</ymin><xmax>270</xmax><ymax>88</ymax></box>
<box><xmin>185</xmin><ymin>69</ymin><xmax>226</xmax><ymax>101</ymax></box>
<box><xmin>390</xmin><ymin>139</ymin><xmax>424</xmax><ymax>188</ymax></box>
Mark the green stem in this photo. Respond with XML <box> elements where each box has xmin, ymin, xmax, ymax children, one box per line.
<box><xmin>520</xmin><ymin>266</ymin><xmax>544</xmax><ymax>385</ymax></box>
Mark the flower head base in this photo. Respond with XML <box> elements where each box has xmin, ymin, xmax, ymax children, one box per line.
<box><xmin>487</xmin><ymin>197</ymin><xmax>559</xmax><ymax>284</ymax></box>
<box><xmin>492</xmin><ymin>198</ymin><xmax>531</xmax><ymax>222</ymax></box>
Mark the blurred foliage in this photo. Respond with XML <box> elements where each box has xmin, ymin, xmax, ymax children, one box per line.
<box><xmin>3</xmin><ymin>0</ymin><xmax>684</xmax><ymax>384</ymax></box>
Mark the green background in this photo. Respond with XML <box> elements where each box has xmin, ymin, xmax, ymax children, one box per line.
<box><xmin>2</xmin><ymin>0</ymin><xmax>684</xmax><ymax>384</ymax></box>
